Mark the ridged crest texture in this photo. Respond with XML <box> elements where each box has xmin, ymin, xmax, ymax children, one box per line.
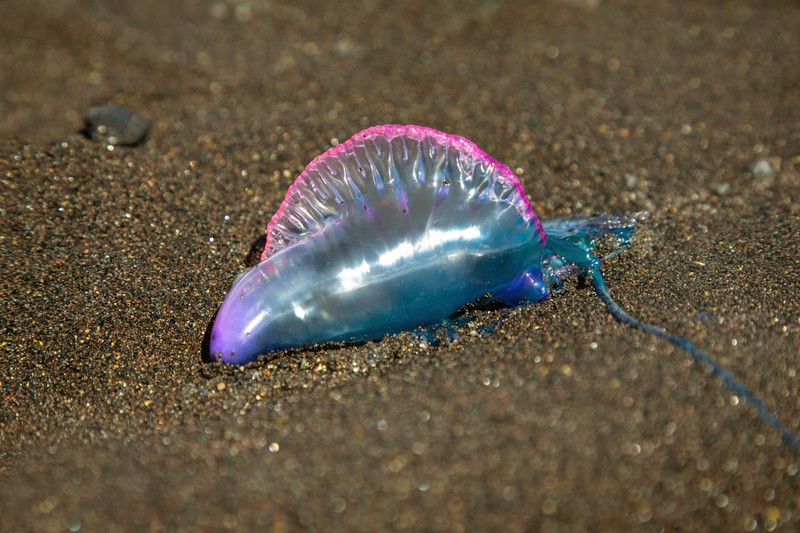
<box><xmin>263</xmin><ymin>125</ymin><xmax>544</xmax><ymax>261</ymax></box>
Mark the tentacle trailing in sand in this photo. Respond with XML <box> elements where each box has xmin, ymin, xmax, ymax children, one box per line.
<box><xmin>542</xmin><ymin>214</ymin><xmax>799</xmax><ymax>453</ymax></box>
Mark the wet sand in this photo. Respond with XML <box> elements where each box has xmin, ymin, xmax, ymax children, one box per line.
<box><xmin>2</xmin><ymin>0</ymin><xmax>799</xmax><ymax>530</ymax></box>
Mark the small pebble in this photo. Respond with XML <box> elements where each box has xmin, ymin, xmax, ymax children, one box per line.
<box><xmin>83</xmin><ymin>105</ymin><xmax>150</xmax><ymax>146</ymax></box>
<box><xmin>711</xmin><ymin>182</ymin><xmax>731</xmax><ymax>195</ymax></box>
<box><xmin>751</xmin><ymin>159</ymin><xmax>774</xmax><ymax>178</ymax></box>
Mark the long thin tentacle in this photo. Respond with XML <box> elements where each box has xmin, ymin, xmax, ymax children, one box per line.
<box><xmin>588</xmin><ymin>267</ymin><xmax>799</xmax><ymax>453</ymax></box>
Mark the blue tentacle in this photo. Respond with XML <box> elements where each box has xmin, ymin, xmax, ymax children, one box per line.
<box><xmin>588</xmin><ymin>266</ymin><xmax>799</xmax><ymax>453</ymax></box>
<box><xmin>542</xmin><ymin>215</ymin><xmax>799</xmax><ymax>453</ymax></box>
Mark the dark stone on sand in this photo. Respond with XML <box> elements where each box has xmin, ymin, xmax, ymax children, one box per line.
<box><xmin>82</xmin><ymin>105</ymin><xmax>150</xmax><ymax>146</ymax></box>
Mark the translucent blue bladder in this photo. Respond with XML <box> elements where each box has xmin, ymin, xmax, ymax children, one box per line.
<box><xmin>209</xmin><ymin>125</ymin><xmax>798</xmax><ymax>452</ymax></box>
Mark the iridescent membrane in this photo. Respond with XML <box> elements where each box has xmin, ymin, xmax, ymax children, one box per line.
<box><xmin>209</xmin><ymin>125</ymin><xmax>798</xmax><ymax>453</ymax></box>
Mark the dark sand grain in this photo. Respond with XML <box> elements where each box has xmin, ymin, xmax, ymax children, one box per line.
<box><xmin>2</xmin><ymin>0</ymin><xmax>799</xmax><ymax>531</ymax></box>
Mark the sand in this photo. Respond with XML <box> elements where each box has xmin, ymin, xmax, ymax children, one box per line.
<box><xmin>2</xmin><ymin>0</ymin><xmax>799</xmax><ymax>530</ymax></box>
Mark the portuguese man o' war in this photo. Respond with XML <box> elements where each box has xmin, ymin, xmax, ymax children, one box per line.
<box><xmin>209</xmin><ymin>124</ymin><xmax>798</xmax><ymax>452</ymax></box>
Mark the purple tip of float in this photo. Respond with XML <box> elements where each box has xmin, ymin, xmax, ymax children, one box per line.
<box><xmin>262</xmin><ymin>124</ymin><xmax>545</xmax><ymax>261</ymax></box>
<box><xmin>208</xmin><ymin>310</ymin><xmax>241</xmax><ymax>364</ymax></box>
<box><xmin>208</xmin><ymin>265</ymin><xmax>279</xmax><ymax>365</ymax></box>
